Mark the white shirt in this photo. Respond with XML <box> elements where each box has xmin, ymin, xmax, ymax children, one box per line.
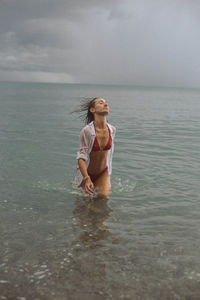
<box><xmin>75</xmin><ymin>121</ymin><xmax>116</xmax><ymax>186</ymax></box>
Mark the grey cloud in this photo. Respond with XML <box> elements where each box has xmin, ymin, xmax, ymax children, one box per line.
<box><xmin>0</xmin><ymin>0</ymin><xmax>119</xmax><ymax>23</ymax></box>
<box><xmin>0</xmin><ymin>0</ymin><xmax>200</xmax><ymax>87</ymax></box>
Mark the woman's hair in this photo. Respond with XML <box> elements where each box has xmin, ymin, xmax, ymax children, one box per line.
<box><xmin>73</xmin><ymin>97</ymin><xmax>99</xmax><ymax>124</ymax></box>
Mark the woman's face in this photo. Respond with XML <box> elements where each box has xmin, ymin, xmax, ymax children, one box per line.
<box><xmin>93</xmin><ymin>98</ymin><xmax>109</xmax><ymax>115</ymax></box>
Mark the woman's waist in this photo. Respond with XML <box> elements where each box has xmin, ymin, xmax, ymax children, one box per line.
<box><xmin>87</xmin><ymin>159</ymin><xmax>107</xmax><ymax>175</ymax></box>
<box><xmin>87</xmin><ymin>165</ymin><xmax>108</xmax><ymax>176</ymax></box>
<box><xmin>89</xmin><ymin>151</ymin><xmax>107</xmax><ymax>163</ymax></box>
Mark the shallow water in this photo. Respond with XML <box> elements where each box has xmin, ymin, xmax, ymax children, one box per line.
<box><xmin>0</xmin><ymin>82</ymin><xmax>200</xmax><ymax>299</ymax></box>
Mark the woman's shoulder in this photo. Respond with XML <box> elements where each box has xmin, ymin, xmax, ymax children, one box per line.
<box><xmin>112</xmin><ymin>125</ymin><xmax>116</xmax><ymax>134</ymax></box>
<box><xmin>107</xmin><ymin>123</ymin><xmax>116</xmax><ymax>135</ymax></box>
<box><xmin>80</xmin><ymin>123</ymin><xmax>93</xmax><ymax>136</ymax></box>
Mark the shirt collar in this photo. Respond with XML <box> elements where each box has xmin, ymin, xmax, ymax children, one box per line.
<box><xmin>89</xmin><ymin>121</ymin><xmax>113</xmax><ymax>136</ymax></box>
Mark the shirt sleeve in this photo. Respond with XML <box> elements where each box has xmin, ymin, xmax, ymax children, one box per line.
<box><xmin>76</xmin><ymin>127</ymin><xmax>90</xmax><ymax>161</ymax></box>
<box><xmin>112</xmin><ymin>126</ymin><xmax>116</xmax><ymax>138</ymax></box>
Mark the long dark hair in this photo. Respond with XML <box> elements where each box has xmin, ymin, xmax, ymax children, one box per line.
<box><xmin>73</xmin><ymin>97</ymin><xmax>99</xmax><ymax>124</ymax></box>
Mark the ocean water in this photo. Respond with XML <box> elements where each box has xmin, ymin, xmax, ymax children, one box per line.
<box><xmin>0</xmin><ymin>81</ymin><xmax>200</xmax><ymax>299</ymax></box>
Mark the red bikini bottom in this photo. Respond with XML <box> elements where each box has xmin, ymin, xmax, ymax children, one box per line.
<box><xmin>88</xmin><ymin>166</ymin><xmax>108</xmax><ymax>183</ymax></box>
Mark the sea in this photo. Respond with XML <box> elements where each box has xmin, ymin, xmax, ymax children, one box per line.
<box><xmin>0</xmin><ymin>81</ymin><xmax>200</xmax><ymax>299</ymax></box>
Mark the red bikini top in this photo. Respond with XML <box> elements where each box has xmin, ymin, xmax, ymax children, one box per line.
<box><xmin>92</xmin><ymin>125</ymin><xmax>112</xmax><ymax>151</ymax></box>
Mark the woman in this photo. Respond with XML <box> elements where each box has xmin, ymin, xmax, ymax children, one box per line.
<box><xmin>75</xmin><ymin>97</ymin><xmax>116</xmax><ymax>197</ymax></box>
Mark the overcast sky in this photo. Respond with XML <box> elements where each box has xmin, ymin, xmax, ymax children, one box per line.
<box><xmin>0</xmin><ymin>0</ymin><xmax>200</xmax><ymax>88</ymax></box>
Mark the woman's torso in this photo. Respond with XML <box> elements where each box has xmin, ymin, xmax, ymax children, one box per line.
<box><xmin>87</xmin><ymin>125</ymin><xmax>111</xmax><ymax>175</ymax></box>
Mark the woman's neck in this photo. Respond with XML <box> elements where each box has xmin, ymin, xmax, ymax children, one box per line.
<box><xmin>94</xmin><ymin>116</ymin><xmax>107</xmax><ymax>129</ymax></box>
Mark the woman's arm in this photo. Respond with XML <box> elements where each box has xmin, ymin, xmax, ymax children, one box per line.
<box><xmin>78</xmin><ymin>158</ymin><xmax>94</xmax><ymax>195</ymax></box>
<box><xmin>76</xmin><ymin>126</ymin><xmax>94</xmax><ymax>195</ymax></box>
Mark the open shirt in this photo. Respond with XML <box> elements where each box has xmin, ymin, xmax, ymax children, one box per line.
<box><xmin>75</xmin><ymin>121</ymin><xmax>116</xmax><ymax>186</ymax></box>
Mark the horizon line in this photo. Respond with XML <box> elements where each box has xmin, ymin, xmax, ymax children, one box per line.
<box><xmin>0</xmin><ymin>80</ymin><xmax>200</xmax><ymax>91</ymax></box>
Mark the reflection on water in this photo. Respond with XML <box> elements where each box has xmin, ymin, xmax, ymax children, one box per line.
<box><xmin>73</xmin><ymin>195</ymin><xmax>112</xmax><ymax>249</ymax></box>
<box><xmin>67</xmin><ymin>196</ymin><xmax>119</xmax><ymax>299</ymax></box>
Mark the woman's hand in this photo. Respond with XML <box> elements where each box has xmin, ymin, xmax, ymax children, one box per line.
<box><xmin>84</xmin><ymin>177</ymin><xmax>94</xmax><ymax>195</ymax></box>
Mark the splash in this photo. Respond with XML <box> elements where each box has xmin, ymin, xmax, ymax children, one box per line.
<box><xmin>33</xmin><ymin>180</ymin><xmax>68</xmax><ymax>192</ymax></box>
<box><xmin>112</xmin><ymin>176</ymin><xmax>136</xmax><ymax>193</ymax></box>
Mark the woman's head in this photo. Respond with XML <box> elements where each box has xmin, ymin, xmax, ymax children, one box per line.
<box><xmin>90</xmin><ymin>98</ymin><xmax>109</xmax><ymax>118</ymax></box>
<box><xmin>74</xmin><ymin>97</ymin><xmax>109</xmax><ymax>124</ymax></box>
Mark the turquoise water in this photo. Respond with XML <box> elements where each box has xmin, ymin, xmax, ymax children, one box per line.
<box><xmin>0</xmin><ymin>82</ymin><xmax>200</xmax><ymax>299</ymax></box>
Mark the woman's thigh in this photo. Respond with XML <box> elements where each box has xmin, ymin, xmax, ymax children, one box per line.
<box><xmin>95</xmin><ymin>170</ymin><xmax>111</xmax><ymax>196</ymax></box>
